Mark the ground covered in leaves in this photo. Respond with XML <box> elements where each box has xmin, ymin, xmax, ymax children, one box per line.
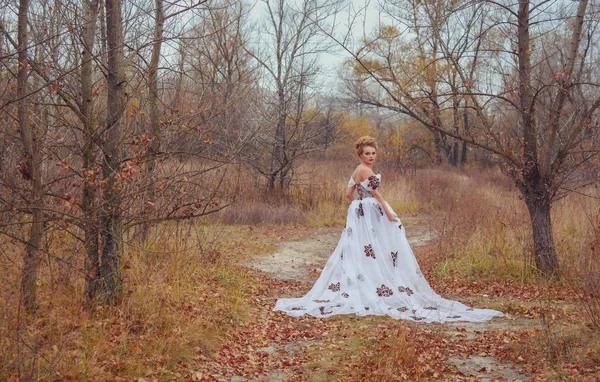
<box><xmin>185</xmin><ymin>224</ymin><xmax>600</xmax><ymax>382</ymax></box>
<box><xmin>3</xmin><ymin>223</ymin><xmax>599</xmax><ymax>381</ymax></box>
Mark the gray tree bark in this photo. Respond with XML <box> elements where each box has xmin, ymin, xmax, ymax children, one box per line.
<box><xmin>81</xmin><ymin>0</ymin><xmax>101</xmax><ymax>304</ymax></box>
<box><xmin>18</xmin><ymin>0</ymin><xmax>44</xmax><ymax>313</ymax></box>
<box><xmin>140</xmin><ymin>0</ymin><xmax>164</xmax><ymax>242</ymax></box>
<box><xmin>99</xmin><ymin>0</ymin><xmax>126</xmax><ymax>305</ymax></box>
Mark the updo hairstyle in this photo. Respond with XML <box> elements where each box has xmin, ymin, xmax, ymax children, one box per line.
<box><xmin>355</xmin><ymin>136</ymin><xmax>378</xmax><ymax>157</ymax></box>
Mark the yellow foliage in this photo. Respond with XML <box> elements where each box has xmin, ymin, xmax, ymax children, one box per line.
<box><xmin>338</xmin><ymin>113</ymin><xmax>378</xmax><ymax>143</ymax></box>
<box><xmin>353</xmin><ymin>58</ymin><xmax>385</xmax><ymax>76</ymax></box>
<box><xmin>379</xmin><ymin>25</ymin><xmax>400</xmax><ymax>42</ymax></box>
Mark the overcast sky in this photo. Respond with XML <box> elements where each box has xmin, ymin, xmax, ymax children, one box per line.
<box><xmin>247</xmin><ymin>0</ymin><xmax>390</xmax><ymax>94</ymax></box>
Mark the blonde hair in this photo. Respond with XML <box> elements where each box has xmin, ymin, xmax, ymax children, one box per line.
<box><xmin>355</xmin><ymin>136</ymin><xmax>378</xmax><ymax>156</ymax></box>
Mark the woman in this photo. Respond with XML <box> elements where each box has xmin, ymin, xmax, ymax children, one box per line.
<box><xmin>274</xmin><ymin>136</ymin><xmax>503</xmax><ymax>323</ymax></box>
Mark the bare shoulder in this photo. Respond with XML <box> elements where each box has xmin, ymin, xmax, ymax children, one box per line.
<box><xmin>354</xmin><ymin>165</ymin><xmax>375</xmax><ymax>183</ymax></box>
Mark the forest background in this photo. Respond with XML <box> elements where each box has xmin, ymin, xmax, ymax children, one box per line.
<box><xmin>1</xmin><ymin>0</ymin><xmax>600</xmax><ymax>380</ymax></box>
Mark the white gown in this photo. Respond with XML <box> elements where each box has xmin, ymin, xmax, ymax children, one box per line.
<box><xmin>274</xmin><ymin>174</ymin><xmax>503</xmax><ymax>323</ymax></box>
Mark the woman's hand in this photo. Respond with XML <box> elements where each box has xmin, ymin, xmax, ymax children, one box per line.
<box><xmin>385</xmin><ymin>210</ymin><xmax>397</xmax><ymax>222</ymax></box>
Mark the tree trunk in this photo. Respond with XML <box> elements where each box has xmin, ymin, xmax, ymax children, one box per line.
<box><xmin>140</xmin><ymin>0</ymin><xmax>164</xmax><ymax>243</ymax></box>
<box><xmin>431</xmin><ymin>129</ymin><xmax>443</xmax><ymax>164</ymax></box>
<box><xmin>450</xmin><ymin>142</ymin><xmax>459</xmax><ymax>166</ymax></box>
<box><xmin>99</xmin><ymin>0</ymin><xmax>126</xmax><ymax>305</ymax></box>
<box><xmin>460</xmin><ymin>141</ymin><xmax>467</xmax><ymax>165</ymax></box>
<box><xmin>515</xmin><ymin>0</ymin><xmax>559</xmax><ymax>276</ymax></box>
<box><xmin>0</xmin><ymin>34</ymin><xmax>5</xmax><ymax>179</ymax></box>
<box><xmin>81</xmin><ymin>0</ymin><xmax>100</xmax><ymax>304</ymax></box>
<box><xmin>173</xmin><ymin>40</ymin><xmax>185</xmax><ymax>110</ymax></box>
<box><xmin>460</xmin><ymin>111</ymin><xmax>469</xmax><ymax>165</ymax></box>
<box><xmin>517</xmin><ymin>0</ymin><xmax>537</xmax><ymax>166</ymax></box>
<box><xmin>269</xmin><ymin>87</ymin><xmax>285</xmax><ymax>190</ymax></box>
<box><xmin>18</xmin><ymin>0</ymin><xmax>44</xmax><ymax>313</ymax></box>
<box><xmin>523</xmin><ymin>187</ymin><xmax>560</xmax><ymax>275</ymax></box>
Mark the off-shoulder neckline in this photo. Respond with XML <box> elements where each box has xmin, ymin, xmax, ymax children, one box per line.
<box><xmin>355</xmin><ymin>173</ymin><xmax>381</xmax><ymax>185</ymax></box>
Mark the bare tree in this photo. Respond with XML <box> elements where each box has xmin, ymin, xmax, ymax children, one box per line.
<box><xmin>81</xmin><ymin>0</ymin><xmax>101</xmax><ymax>303</ymax></box>
<box><xmin>0</xmin><ymin>0</ymin><xmax>259</xmax><ymax>316</ymax></box>
<box><xmin>97</xmin><ymin>0</ymin><xmax>127</xmax><ymax>304</ymax></box>
<box><xmin>17</xmin><ymin>0</ymin><xmax>44</xmax><ymax>312</ymax></box>
<box><xmin>246</xmin><ymin>0</ymin><xmax>342</xmax><ymax>189</ymax></box>
<box><xmin>332</xmin><ymin>0</ymin><xmax>600</xmax><ymax>275</ymax></box>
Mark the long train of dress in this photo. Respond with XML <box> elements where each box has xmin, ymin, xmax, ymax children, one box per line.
<box><xmin>274</xmin><ymin>174</ymin><xmax>503</xmax><ymax>323</ymax></box>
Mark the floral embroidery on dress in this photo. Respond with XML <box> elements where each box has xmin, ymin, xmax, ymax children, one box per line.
<box><xmin>367</xmin><ymin>175</ymin><xmax>380</xmax><ymax>190</ymax></box>
<box><xmin>273</xmin><ymin>172</ymin><xmax>504</xmax><ymax>323</ymax></box>
<box><xmin>376</xmin><ymin>284</ymin><xmax>393</xmax><ymax>297</ymax></box>
<box><xmin>398</xmin><ymin>286</ymin><xmax>414</xmax><ymax>296</ymax></box>
<box><xmin>356</xmin><ymin>182</ymin><xmax>375</xmax><ymax>199</ymax></box>
<box><xmin>357</xmin><ymin>202</ymin><xmax>364</xmax><ymax>217</ymax></box>
<box><xmin>364</xmin><ymin>244</ymin><xmax>376</xmax><ymax>259</ymax></box>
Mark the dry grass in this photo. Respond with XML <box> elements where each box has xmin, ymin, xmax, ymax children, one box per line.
<box><xmin>216</xmin><ymin>158</ymin><xmax>427</xmax><ymax>227</ymax></box>
<box><xmin>3</xmin><ymin>157</ymin><xmax>599</xmax><ymax>380</ymax></box>
<box><xmin>219</xmin><ymin>202</ymin><xmax>307</xmax><ymax>225</ymax></box>
<box><xmin>222</xmin><ymin>158</ymin><xmax>600</xmax><ymax>290</ymax></box>
<box><xmin>0</xmin><ymin>223</ymin><xmax>271</xmax><ymax>381</ymax></box>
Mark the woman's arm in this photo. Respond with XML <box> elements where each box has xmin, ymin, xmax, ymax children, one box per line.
<box><xmin>372</xmin><ymin>189</ymin><xmax>397</xmax><ymax>222</ymax></box>
<box><xmin>345</xmin><ymin>186</ymin><xmax>355</xmax><ymax>201</ymax></box>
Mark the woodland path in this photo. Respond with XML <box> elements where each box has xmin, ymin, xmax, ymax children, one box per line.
<box><xmin>232</xmin><ymin>218</ymin><xmax>536</xmax><ymax>381</ymax></box>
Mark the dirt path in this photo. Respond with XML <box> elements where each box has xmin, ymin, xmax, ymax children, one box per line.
<box><xmin>245</xmin><ymin>218</ymin><xmax>436</xmax><ymax>283</ymax></box>
<box><xmin>241</xmin><ymin>220</ymin><xmax>536</xmax><ymax>381</ymax></box>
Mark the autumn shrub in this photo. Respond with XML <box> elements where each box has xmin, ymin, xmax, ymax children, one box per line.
<box><xmin>420</xmin><ymin>166</ymin><xmax>600</xmax><ymax>286</ymax></box>
<box><xmin>0</xmin><ymin>223</ymin><xmax>260</xmax><ymax>381</ymax></box>
<box><xmin>221</xmin><ymin>158</ymin><xmax>427</xmax><ymax>227</ymax></box>
<box><xmin>571</xmin><ymin>203</ymin><xmax>600</xmax><ymax>329</ymax></box>
<box><xmin>412</xmin><ymin>167</ymin><xmax>533</xmax><ymax>282</ymax></box>
<box><xmin>514</xmin><ymin>318</ymin><xmax>600</xmax><ymax>379</ymax></box>
<box><xmin>359</xmin><ymin>330</ymin><xmax>418</xmax><ymax>380</ymax></box>
<box><xmin>219</xmin><ymin>201</ymin><xmax>306</xmax><ymax>225</ymax></box>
